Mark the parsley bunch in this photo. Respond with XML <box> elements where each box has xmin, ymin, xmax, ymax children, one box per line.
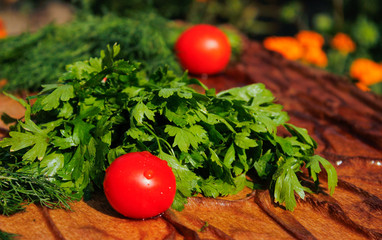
<box><xmin>0</xmin><ymin>44</ymin><xmax>337</xmax><ymax>212</ymax></box>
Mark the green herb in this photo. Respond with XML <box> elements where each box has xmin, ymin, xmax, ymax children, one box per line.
<box><xmin>0</xmin><ymin>230</ymin><xmax>18</xmax><ymax>240</ymax></box>
<box><xmin>0</xmin><ymin>44</ymin><xmax>337</xmax><ymax>212</ymax></box>
<box><xmin>0</xmin><ymin>154</ymin><xmax>73</xmax><ymax>215</ymax></box>
<box><xmin>0</xmin><ymin>12</ymin><xmax>181</xmax><ymax>91</ymax></box>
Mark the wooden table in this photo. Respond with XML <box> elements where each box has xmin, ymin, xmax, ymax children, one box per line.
<box><xmin>1</xmin><ymin>41</ymin><xmax>381</xmax><ymax>240</ymax></box>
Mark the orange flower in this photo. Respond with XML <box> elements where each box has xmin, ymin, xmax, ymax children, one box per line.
<box><xmin>0</xmin><ymin>18</ymin><xmax>6</xmax><ymax>39</ymax></box>
<box><xmin>350</xmin><ymin>58</ymin><xmax>382</xmax><ymax>86</ymax></box>
<box><xmin>355</xmin><ymin>82</ymin><xmax>370</xmax><ymax>91</ymax></box>
<box><xmin>301</xmin><ymin>47</ymin><xmax>328</xmax><ymax>67</ymax></box>
<box><xmin>295</xmin><ymin>30</ymin><xmax>325</xmax><ymax>49</ymax></box>
<box><xmin>331</xmin><ymin>33</ymin><xmax>356</xmax><ymax>54</ymax></box>
<box><xmin>263</xmin><ymin>36</ymin><xmax>303</xmax><ymax>60</ymax></box>
<box><xmin>295</xmin><ymin>30</ymin><xmax>327</xmax><ymax>67</ymax></box>
<box><xmin>264</xmin><ymin>31</ymin><xmax>328</xmax><ymax>68</ymax></box>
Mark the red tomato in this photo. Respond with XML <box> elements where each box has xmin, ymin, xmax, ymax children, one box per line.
<box><xmin>175</xmin><ymin>24</ymin><xmax>231</xmax><ymax>75</ymax></box>
<box><xmin>103</xmin><ymin>151</ymin><xmax>176</xmax><ymax>219</ymax></box>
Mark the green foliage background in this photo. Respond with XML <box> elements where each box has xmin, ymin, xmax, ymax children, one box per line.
<box><xmin>1</xmin><ymin>0</ymin><xmax>381</xmax><ymax>93</ymax></box>
<box><xmin>0</xmin><ymin>12</ymin><xmax>181</xmax><ymax>91</ymax></box>
<box><xmin>71</xmin><ymin>0</ymin><xmax>382</xmax><ymax>94</ymax></box>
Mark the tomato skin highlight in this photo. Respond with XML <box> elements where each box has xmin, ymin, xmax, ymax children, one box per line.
<box><xmin>103</xmin><ymin>151</ymin><xmax>176</xmax><ymax>219</ymax></box>
<box><xmin>175</xmin><ymin>24</ymin><xmax>231</xmax><ymax>75</ymax></box>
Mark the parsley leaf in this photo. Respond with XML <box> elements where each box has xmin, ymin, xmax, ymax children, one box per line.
<box><xmin>132</xmin><ymin>101</ymin><xmax>155</xmax><ymax>124</ymax></box>
<box><xmin>307</xmin><ymin>155</ymin><xmax>338</xmax><ymax>195</ymax></box>
<box><xmin>273</xmin><ymin>157</ymin><xmax>307</xmax><ymax>210</ymax></box>
<box><xmin>165</xmin><ymin>125</ymin><xmax>207</xmax><ymax>152</ymax></box>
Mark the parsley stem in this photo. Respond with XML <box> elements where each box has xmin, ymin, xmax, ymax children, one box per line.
<box><xmin>143</xmin><ymin>123</ymin><xmax>175</xmax><ymax>157</ymax></box>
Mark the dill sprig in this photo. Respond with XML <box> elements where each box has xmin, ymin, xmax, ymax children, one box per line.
<box><xmin>0</xmin><ymin>169</ymin><xmax>73</xmax><ymax>216</ymax></box>
<box><xmin>0</xmin><ymin>229</ymin><xmax>18</xmax><ymax>240</ymax></box>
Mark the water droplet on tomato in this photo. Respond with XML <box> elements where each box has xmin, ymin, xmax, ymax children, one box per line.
<box><xmin>144</xmin><ymin>169</ymin><xmax>154</xmax><ymax>179</ymax></box>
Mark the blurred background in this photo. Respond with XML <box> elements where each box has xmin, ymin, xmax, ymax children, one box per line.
<box><xmin>0</xmin><ymin>0</ymin><xmax>381</xmax><ymax>94</ymax></box>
